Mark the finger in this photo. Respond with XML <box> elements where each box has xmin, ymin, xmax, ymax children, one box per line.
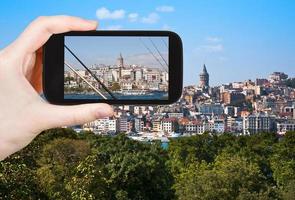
<box><xmin>14</xmin><ymin>15</ymin><xmax>98</xmax><ymax>54</ymax></box>
<box><xmin>30</xmin><ymin>48</ymin><xmax>43</xmax><ymax>93</ymax></box>
<box><xmin>39</xmin><ymin>103</ymin><xmax>113</xmax><ymax>129</ymax></box>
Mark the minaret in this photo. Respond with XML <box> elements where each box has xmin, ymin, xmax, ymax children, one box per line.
<box><xmin>199</xmin><ymin>64</ymin><xmax>209</xmax><ymax>88</ymax></box>
<box><xmin>117</xmin><ymin>53</ymin><xmax>124</xmax><ymax>78</ymax></box>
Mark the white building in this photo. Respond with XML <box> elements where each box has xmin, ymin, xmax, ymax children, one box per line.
<box><xmin>277</xmin><ymin>119</ymin><xmax>295</xmax><ymax>135</ymax></box>
<box><xmin>183</xmin><ymin>121</ymin><xmax>205</xmax><ymax>135</ymax></box>
<box><xmin>134</xmin><ymin>118</ymin><xmax>144</xmax><ymax>132</ymax></box>
<box><xmin>243</xmin><ymin>113</ymin><xmax>275</xmax><ymax>135</ymax></box>
<box><xmin>168</xmin><ymin>113</ymin><xmax>184</xmax><ymax>119</ymax></box>
<box><xmin>84</xmin><ymin>117</ymin><xmax>117</xmax><ymax>133</ymax></box>
<box><xmin>161</xmin><ymin>118</ymin><xmax>178</xmax><ymax>133</ymax></box>
<box><xmin>117</xmin><ymin>115</ymin><xmax>128</xmax><ymax>133</ymax></box>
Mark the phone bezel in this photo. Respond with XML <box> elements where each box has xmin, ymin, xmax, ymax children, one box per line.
<box><xmin>43</xmin><ymin>30</ymin><xmax>183</xmax><ymax>105</ymax></box>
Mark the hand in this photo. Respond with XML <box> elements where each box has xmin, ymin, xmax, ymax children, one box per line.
<box><xmin>0</xmin><ymin>16</ymin><xmax>113</xmax><ymax>160</ymax></box>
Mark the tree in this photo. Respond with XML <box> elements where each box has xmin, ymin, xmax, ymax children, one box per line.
<box><xmin>167</xmin><ymin>133</ymin><xmax>237</xmax><ymax>174</ymax></box>
<box><xmin>173</xmin><ymin>152</ymin><xmax>276</xmax><ymax>200</ymax></box>
<box><xmin>0</xmin><ymin>161</ymin><xmax>46</xmax><ymax>199</ymax></box>
<box><xmin>67</xmin><ymin>134</ymin><xmax>174</xmax><ymax>200</ymax></box>
<box><xmin>36</xmin><ymin>138</ymin><xmax>91</xmax><ymax>200</ymax></box>
<box><xmin>110</xmin><ymin>82</ymin><xmax>121</xmax><ymax>91</ymax></box>
<box><xmin>271</xmin><ymin>131</ymin><xmax>295</xmax><ymax>189</ymax></box>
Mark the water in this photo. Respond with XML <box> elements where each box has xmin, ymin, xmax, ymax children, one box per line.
<box><xmin>64</xmin><ymin>91</ymin><xmax>168</xmax><ymax>100</ymax></box>
<box><xmin>161</xmin><ymin>142</ymin><xmax>169</xmax><ymax>150</ymax></box>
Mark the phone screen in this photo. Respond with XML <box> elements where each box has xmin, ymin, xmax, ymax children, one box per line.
<box><xmin>64</xmin><ymin>36</ymin><xmax>169</xmax><ymax>100</ymax></box>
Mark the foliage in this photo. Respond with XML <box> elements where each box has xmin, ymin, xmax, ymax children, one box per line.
<box><xmin>110</xmin><ymin>82</ymin><xmax>121</xmax><ymax>91</ymax></box>
<box><xmin>36</xmin><ymin>138</ymin><xmax>91</xmax><ymax>199</ymax></box>
<box><xmin>66</xmin><ymin>134</ymin><xmax>174</xmax><ymax>200</ymax></box>
<box><xmin>0</xmin><ymin>129</ymin><xmax>295</xmax><ymax>199</ymax></box>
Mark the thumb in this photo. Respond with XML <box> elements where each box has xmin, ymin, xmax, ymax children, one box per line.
<box><xmin>40</xmin><ymin>103</ymin><xmax>113</xmax><ymax>129</ymax></box>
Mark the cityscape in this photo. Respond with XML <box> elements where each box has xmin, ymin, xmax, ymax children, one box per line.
<box><xmin>64</xmin><ymin>36</ymin><xmax>169</xmax><ymax>100</ymax></box>
<box><xmin>71</xmin><ymin>65</ymin><xmax>295</xmax><ymax>143</ymax></box>
<box><xmin>64</xmin><ymin>53</ymin><xmax>169</xmax><ymax>100</ymax></box>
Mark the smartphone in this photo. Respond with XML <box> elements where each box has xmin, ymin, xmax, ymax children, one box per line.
<box><xmin>43</xmin><ymin>31</ymin><xmax>183</xmax><ymax>105</ymax></box>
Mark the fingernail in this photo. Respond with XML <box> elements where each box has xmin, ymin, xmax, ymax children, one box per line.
<box><xmin>88</xmin><ymin>20</ymin><xmax>98</xmax><ymax>27</ymax></box>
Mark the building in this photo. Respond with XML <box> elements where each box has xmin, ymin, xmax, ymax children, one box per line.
<box><xmin>152</xmin><ymin>120</ymin><xmax>162</xmax><ymax>132</ymax></box>
<box><xmin>182</xmin><ymin>120</ymin><xmax>205</xmax><ymax>135</ymax></box>
<box><xmin>277</xmin><ymin>119</ymin><xmax>295</xmax><ymax>135</ymax></box>
<box><xmin>226</xmin><ymin>117</ymin><xmax>243</xmax><ymax>133</ymax></box>
<box><xmin>134</xmin><ymin>118</ymin><xmax>144</xmax><ymax>132</ymax></box>
<box><xmin>83</xmin><ymin>117</ymin><xmax>117</xmax><ymax>133</ymax></box>
<box><xmin>198</xmin><ymin>103</ymin><xmax>224</xmax><ymax>115</ymax></box>
<box><xmin>199</xmin><ymin>64</ymin><xmax>209</xmax><ymax>89</ymax></box>
<box><xmin>161</xmin><ymin>118</ymin><xmax>178</xmax><ymax>133</ymax></box>
<box><xmin>221</xmin><ymin>90</ymin><xmax>245</xmax><ymax>106</ymax></box>
<box><xmin>243</xmin><ymin>113</ymin><xmax>276</xmax><ymax>135</ymax></box>
<box><xmin>268</xmin><ymin>72</ymin><xmax>288</xmax><ymax>83</ymax></box>
<box><xmin>208</xmin><ymin>119</ymin><xmax>225</xmax><ymax>133</ymax></box>
<box><xmin>167</xmin><ymin>112</ymin><xmax>184</xmax><ymax>118</ymax></box>
<box><xmin>117</xmin><ymin>115</ymin><xmax>128</xmax><ymax>133</ymax></box>
<box><xmin>117</xmin><ymin>53</ymin><xmax>124</xmax><ymax>78</ymax></box>
<box><xmin>255</xmin><ymin>78</ymin><xmax>269</xmax><ymax>86</ymax></box>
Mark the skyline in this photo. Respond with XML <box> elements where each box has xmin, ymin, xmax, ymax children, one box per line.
<box><xmin>0</xmin><ymin>0</ymin><xmax>295</xmax><ymax>86</ymax></box>
<box><xmin>65</xmin><ymin>36</ymin><xmax>168</xmax><ymax>70</ymax></box>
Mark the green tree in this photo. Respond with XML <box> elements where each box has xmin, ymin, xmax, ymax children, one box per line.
<box><xmin>0</xmin><ymin>161</ymin><xmax>46</xmax><ymax>199</ymax></box>
<box><xmin>67</xmin><ymin>134</ymin><xmax>174</xmax><ymax>200</ymax></box>
<box><xmin>36</xmin><ymin>138</ymin><xmax>91</xmax><ymax>200</ymax></box>
<box><xmin>270</xmin><ymin>132</ymin><xmax>295</xmax><ymax>189</ymax></box>
<box><xmin>174</xmin><ymin>152</ymin><xmax>276</xmax><ymax>200</ymax></box>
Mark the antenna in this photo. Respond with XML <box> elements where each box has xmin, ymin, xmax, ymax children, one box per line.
<box><xmin>139</xmin><ymin>38</ymin><xmax>168</xmax><ymax>72</ymax></box>
<box><xmin>149</xmin><ymin>37</ymin><xmax>168</xmax><ymax>68</ymax></box>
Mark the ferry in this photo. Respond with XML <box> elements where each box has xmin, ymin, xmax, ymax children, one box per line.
<box><xmin>116</xmin><ymin>90</ymin><xmax>148</xmax><ymax>95</ymax></box>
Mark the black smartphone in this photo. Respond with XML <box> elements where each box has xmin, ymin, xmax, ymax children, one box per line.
<box><xmin>43</xmin><ymin>31</ymin><xmax>183</xmax><ymax>105</ymax></box>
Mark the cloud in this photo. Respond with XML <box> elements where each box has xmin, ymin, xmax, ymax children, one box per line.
<box><xmin>126</xmin><ymin>52</ymin><xmax>168</xmax><ymax>69</ymax></box>
<box><xmin>104</xmin><ymin>25</ymin><xmax>123</xmax><ymax>30</ymax></box>
<box><xmin>141</xmin><ymin>13</ymin><xmax>160</xmax><ymax>24</ymax></box>
<box><xmin>156</xmin><ymin>5</ymin><xmax>175</xmax><ymax>12</ymax></box>
<box><xmin>206</xmin><ymin>36</ymin><xmax>222</xmax><ymax>43</ymax></box>
<box><xmin>218</xmin><ymin>56</ymin><xmax>228</xmax><ymax>62</ymax></box>
<box><xmin>96</xmin><ymin>7</ymin><xmax>125</xmax><ymax>20</ymax></box>
<box><xmin>128</xmin><ymin>13</ymin><xmax>139</xmax><ymax>22</ymax></box>
<box><xmin>196</xmin><ymin>44</ymin><xmax>224</xmax><ymax>53</ymax></box>
<box><xmin>162</xmin><ymin>24</ymin><xmax>171</xmax><ymax>30</ymax></box>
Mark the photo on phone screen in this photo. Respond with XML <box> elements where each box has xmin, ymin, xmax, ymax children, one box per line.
<box><xmin>64</xmin><ymin>36</ymin><xmax>169</xmax><ymax>100</ymax></box>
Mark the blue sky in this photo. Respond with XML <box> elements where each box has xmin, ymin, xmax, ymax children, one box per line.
<box><xmin>0</xmin><ymin>0</ymin><xmax>295</xmax><ymax>86</ymax></box>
